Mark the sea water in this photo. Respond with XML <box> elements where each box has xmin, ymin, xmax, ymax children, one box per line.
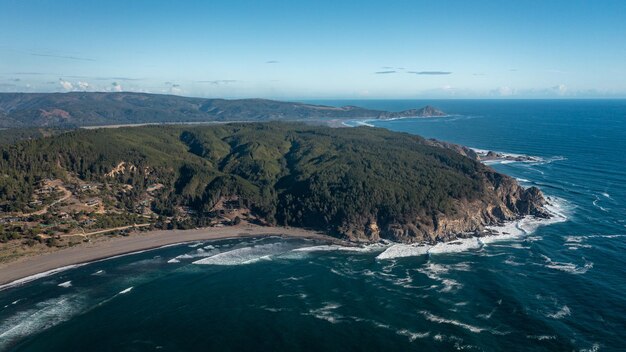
<box><xmin>0</xmin><ymin>100</ymin><xmax>625</xmax><ymax>351</ymax></box>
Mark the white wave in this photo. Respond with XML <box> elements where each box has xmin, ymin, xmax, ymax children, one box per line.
<box><xmin>504</xmin><ymin>256</ymin><xmax>525</xmax><ymax>266</ymax></box>
<box><xmin>429</xmin><ymin>238</ymin><xmax>482</xmax><ymax>254</ymax></box>
<box><xmin>57</xmin><ymin>281</ymin><xmax>72</xmax><ymax>288</ymax></box>
<box><xmin>527</xmin><ymin>335</ymin><xmax>557</xmax><ymax>341</ymax></box>
<box><xmin>306</xmin><ymin>302</ymin><xmax>343</xmax><ymax>324</ymax></box>
<box><xmin>470</xmin><ymin>147</ymin><xmax>545</xmax><ymax>164</ymax></box>
<box><xmin>167</xmin><ymin>246</ymin><xmax>223</xmax><ymax>263</ymax></box>
<box><xmin>293</xmin><ymin>243</ymin><xmax>386</xmax><ymax>253</ymax></box>
<box><xmin>0</xmin><ymin>294</ymin><xmax>84</xmax><ymax>349</ymax></box>
<box><xmin>376</xmin><ymin>244</ymin><xmax>430</xmax><ymax>260</ymax></box>
<box><xmin>377</xmin><ymin>238</ymin><xmax>482</xmax><ymax>260</ymax></box>
<box><xmin>540</xmin><ymin>254</ymin><xmax>593</xmax><ymax>274</ymax></box>
<box><xmin>193</xmin><ymin>243</ymin><xmax>291</xmax><ymax>265</ymax></box>
<box><xmin>477</xmin><ymin>307</ymin><xmax>497</xmax><ymax>320</ymax></box>
<box><xmin>119</xmin><ymin>287</ymin><xmax>133</xmax><ymax>294</ymax></box>
<box><xmin>378</xmin><ymin>196</ymin><xmax>569</xmax><ymax>260</ymax></box>
<box><xmin>601</xmin><ymin>192</ymin><xmax>611</xmax><ymax>199</ymax></box>
<box><xmin>547</xmin><ymin>305</ymin><xmax>571</xmax><ymax>319</ymax></box>
<box><xmin>419</xmin><ymin>311</ymin><xmax>484</xmax><ymax>333</ymax></box>
<box><xmin>0</xmin><ymin>264</ymin><xmax>87</xmax><ymax>291</ymax></box>
<box><xmin>579</xmin><ymin>343</ymin><xmax>601</xmax><ymax>352</ymax></box>
<box><xmin>396</xmin><ymin>329</ymin><xmax>430</xmax><ymax>341</ymax></box>
<box><xmin>564</xmin><ymin>236</ymin><xmax>593</xmax><ymax>250</ymax></box>
<box><xmin>485</xmin><ymin>196</ymin><xmax>569</xmax><ymax>242</ymax></box>
<box><xmin>592</xmin><ymin>196</ymin><xmax>609</xmax><ymax>212</ymax></box>
<box><xmin>91</xmin><ymin>270</ymin><xmax>105</xmax><ymax>276</ymax></box>
<box><xmin>416</xmin><ymin>263</ymin><xmax>468</xmax><ymax>293</ymax></box>
<box><xmin>439</xmin><ymin>279</ymin><xmax>463</xmax><ymax>293</ymax></box>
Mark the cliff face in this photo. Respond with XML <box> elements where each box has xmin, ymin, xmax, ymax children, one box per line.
<box><xmin>342</xmin><ymin>172</ymin><xmax>548</xmax><ymax>243</ymax></box>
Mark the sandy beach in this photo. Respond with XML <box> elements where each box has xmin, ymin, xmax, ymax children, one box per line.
<box><xmin>0</xmin><ymin>224</ymin><xmax>343</xmax><ymax>288</ymax></box>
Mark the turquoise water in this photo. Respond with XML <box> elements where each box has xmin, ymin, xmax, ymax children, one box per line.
<box><xmin>1</xmin><ymin>100</ymin><xmax>625</xmax><ymax>351</ymax></box>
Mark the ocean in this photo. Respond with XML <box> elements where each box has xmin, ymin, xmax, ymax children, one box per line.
<box><xmin>1</xmin><ymin>100</ymin><xmax>625</xmax><ymax>351</ymax></box>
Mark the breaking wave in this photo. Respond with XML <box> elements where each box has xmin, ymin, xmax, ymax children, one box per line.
<box><xmin>0</xmin><ymin>294</ymin><xmax>85</xmax><ymax>350</ymax></box>
<box><xmin>192</xmin><ymin>243</ymin><xmax>296</xmax><ymax>265</ymax></box>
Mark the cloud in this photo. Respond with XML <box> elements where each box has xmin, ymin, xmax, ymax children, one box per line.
<box><xmin>77</xmin><ymin>81</ymin><xmax>90</xmax><ymax>91</ymax></box>
<box><xmin>195</xmin><ymin>80</ymin><xmax>238</xmax><ymax>85</ymax></box>
<box><xmin>552</xmin><ymin>84</ymin><xmax>567</xmax><ymax>95</ymax></box>
<box><xmin>375</xmin><ymin>70</ymin><xmax>396</xmax><ymax>74</ymax></box>
<box><xmin>111</xmin><ymin>82</ymin><xmax>122</xmax><ymax>92</ymax></box>
<box><xmin>59</xmin><ymin>78</ymin><xmax>74</xmax><ymax>91</ymax></box>
<box><xmin>163</xmin><ymin>82</ymin><xmax>182</xmax><ymax>94</ymax></box>
<box><xmin>31</xmin><ymin>52</ymin><xmax>95</xmax><ymax>62</ymax></box>
<box><xmin>266</xmin><ymin>60</ymin><xmax>279</xmax><ymax>64</ymax></box>
<box><xmin>492</xmin><ymin>86</ymin><xmax>515</xmax><ymax>96</ymax></box>
<box><xmin>407</xmin><ymin>71</ymin><xmax>452</xmax><ymax>75</ymax></box>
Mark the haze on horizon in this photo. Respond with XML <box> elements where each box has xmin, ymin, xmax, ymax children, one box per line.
<box><xmin>1</xmin><ymin>0</ymin><xmax>625</xmax><ymax>99</ymax></box>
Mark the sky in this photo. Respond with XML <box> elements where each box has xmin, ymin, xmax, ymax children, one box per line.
<box><xmin>1</xmin><ymin>0</ymin><xmax>625</xmax><ymax>99</ymax></box>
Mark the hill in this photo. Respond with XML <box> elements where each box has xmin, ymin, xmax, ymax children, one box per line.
<box><xmin>0</xmin><ymin>92</ymin><xmax>445</xmax><ymax>128</ymax></box>
<box><xmin>0</xmin><ymin>123</ymin><xmax>547</xmax><ymax>244</ymax></box>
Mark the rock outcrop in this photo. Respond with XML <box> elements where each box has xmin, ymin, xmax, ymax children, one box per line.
<box><xmin>343</xmin><ymin>172</ymin><xmax>548</xmax><ymax>243</ymax></box>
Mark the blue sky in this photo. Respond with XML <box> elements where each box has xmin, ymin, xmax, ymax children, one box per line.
<box><xmin>1</xmin><ymin>0</ymin><xmax>625</xmax><ymax>99</ymax></box>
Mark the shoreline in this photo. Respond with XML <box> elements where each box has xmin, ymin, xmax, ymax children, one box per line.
<box><xmin>0</xmin><ymin>224</ymin><xmax>344</xmax><ymax>289</ymax></box>
<box><xmin>0</xmin><ymin>197</ymin><xmax>568</xmax><ymax>290</ymax></box>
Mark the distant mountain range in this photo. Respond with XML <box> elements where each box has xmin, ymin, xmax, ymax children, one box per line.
<box><xmin>0</xmin><ymin>92</ymin><xmax>445</xmax><ymax>128</ymax></box>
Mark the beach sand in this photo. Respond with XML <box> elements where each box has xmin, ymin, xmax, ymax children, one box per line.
<box><xmin>0</xmin><ymin>224</ymin><xmax>342</xmax><ymax>288</ymax></box>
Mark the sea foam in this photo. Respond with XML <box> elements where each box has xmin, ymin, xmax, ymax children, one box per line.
<box><xmin>193</xmin><ymin>243</ymin><xmax>292</xmax><ymax>265</ymax></box>
<box><xmin>0</xmin><ymin>264</ymin><xmax>87</xmax><ymax>291</ymax></box>
<box><xmin>0</xmin><ymin>294</ymin><xmax>84</xmax><ymax>350</ymax></box>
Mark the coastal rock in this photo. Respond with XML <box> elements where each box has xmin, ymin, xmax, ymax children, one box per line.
<box><xmin>342</xmin><ymin>171</ymin><xmax>548</xmax><ymax>243</ymax></box>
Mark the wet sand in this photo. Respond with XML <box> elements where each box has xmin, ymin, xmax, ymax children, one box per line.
<box><xmin>0</xmin><ymin>224</ymin><xmax>343</xmax><ymax>288</ymax></box>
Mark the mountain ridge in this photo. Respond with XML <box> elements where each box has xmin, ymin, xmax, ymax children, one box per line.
<box><xmin>0</xmin><ymin>92</ymin><xmax>445</xmax><ymax>128</ymax></box>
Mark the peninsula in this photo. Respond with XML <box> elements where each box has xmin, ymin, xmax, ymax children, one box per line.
<box><xmin>0</xmin><ymin>122</ymin><xmax>548</xmax><ymax>267</ymax></box>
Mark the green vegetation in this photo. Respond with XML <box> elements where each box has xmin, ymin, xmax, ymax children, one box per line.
<box><xmin>0</xmin><ymin>127</ymin><xmax>67</xmax><ymax>145</ymax></box>
<box><xmin>0</xmin><ymin>92</ymin><xmax>443</xmax><ymax>128</ymax></box>
<box><xmin>0</xmin><ymin>122</ymin><xmax>541</xmax><ymax>242</ymax></box>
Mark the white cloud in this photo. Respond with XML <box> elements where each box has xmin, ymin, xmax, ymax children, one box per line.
<box><xmin>494</xmin><ymin>86</ymin><xmax>515</xmax><ymax>96</ymax></box>
<box><xmin>552</xmin><ymin>84</ymin><xmax>567</xmax><ymax>95</ymax></box>
<box><xmin>170</xmin><ymin>85</ymin><xmax>182</xmax><ymax>94</ymax></box>
<box><xmin>77</xmin><ymin>81</ymin><xmax>90</xmax><ymax>91</ymax></box>
<box><xmin>111</xmin><ymin>82</ymin><xmax>122</xmax><ymax>92</ymax></box>
<box><xmin>59</xmin><ymin>78</ymin><xmax>73</xmax><ymax>91</ymax></box>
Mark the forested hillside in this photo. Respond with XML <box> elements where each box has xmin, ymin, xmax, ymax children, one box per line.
<box><xmin>0</xmin><ymin>92</ymin><xmax>444</xmax><ymax>128</ymax></box>
<box><xmin>0</xmin><ymin>123</ymin><xmax>546</xmax><ymax>243</ymax></box>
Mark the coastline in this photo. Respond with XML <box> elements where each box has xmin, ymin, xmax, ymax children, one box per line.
<box><xmin>0</xmin><ymin>224</ymin><xmax>343</xmax><ymax>289</ymax></box>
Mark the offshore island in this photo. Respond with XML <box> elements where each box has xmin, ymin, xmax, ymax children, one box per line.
<box><xmin>0</xmin><ymin>93</ymin><xmax>549</xmax><ymax>286</ymax></box>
